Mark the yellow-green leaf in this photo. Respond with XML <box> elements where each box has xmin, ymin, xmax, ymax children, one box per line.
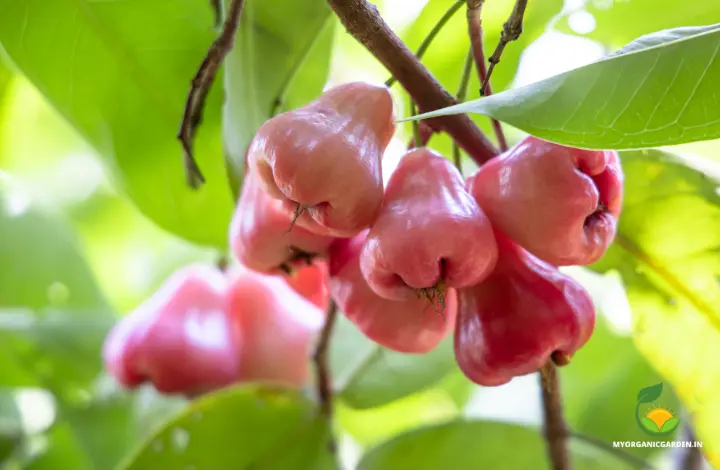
<box><xmin>591</xmin><ymin>150</ymin><xmax>720</xmax><ymax>465</ymax></box>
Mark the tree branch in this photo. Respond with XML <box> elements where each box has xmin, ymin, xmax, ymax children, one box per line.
<box><xmin>178</xmin><ymin>0</ymin><xmax>245</xmax><ymax>188</ymax></box>
<box><xmin>327</xmin><ymin>0</ymin><xmax>498</xmax><ymax>165</ymax></box>
<box><xmin>540</xmin><ymin>362</ymin><xmax>571</xmax><ymax>470</ymax></box>
<box><xmin>466</xmin><ymin>0</ymin><xmax>508</xmax><ymax>152</ymax></box>
<box><xmin>481</xmin><ymin>0</ymin><xmax>528</xmax><ymax>94</ymax></box>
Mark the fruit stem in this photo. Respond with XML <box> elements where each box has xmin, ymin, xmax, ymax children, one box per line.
<box><xmin>466</xmin><ymin>0</ymin><xmax>509</xmax><ymax>152</ymax></box>
<box><xmin>313</xmin><ymin>299</ymin><xmax>339</xmax><ymax>420</ymax></box>
<box><xmin>385</xmin><ymin>0</ymin><xmax>466</xmax><ymax>88</ymax></box>
<box><xmin>328</xmin><ymin>0</ymin><xmax>498</xmax><ymax>165</ymax></box>
<box><xmin>451</xmin><ymin>47</ymin><xmax>474</xmax><ymax>172</ymax></box>
<box><xmin>540</xmin><ymin>361</ymin><xmax>572</xmax><ymax>470</ymax></box>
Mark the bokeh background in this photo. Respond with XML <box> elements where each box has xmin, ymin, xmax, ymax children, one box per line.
<box><xmin>1</xmin><ymin>0</ymin><xmax>720</xmax><ymax>468</ymax></box>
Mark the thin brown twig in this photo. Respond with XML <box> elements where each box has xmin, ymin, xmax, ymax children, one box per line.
<box><xmin>327</xmin><ymin>0</ymin><xmax>498</xmax><ymax>166</ymax></box>
<box><xmin>209</xmin><ymin>0</ymin><xmax>222</xmax><ymax>27</ymax></box>
<box><xmin>313</xmin><ymin>300</ymin><xmax>339</xmax><ymax>420</ymax></box>
<box><xmin>467</xmin><ymin>0</ymin><xmax>509</xmax><ymax>152</ymax></box>
<box><xmin>481</xmin><ymin>0</ymin><xmax>528</xmax><ymax>97</ymax></box>
<box><xmin>178</xmin><ymin>0</ymin><xmax>245</xmax><ymax>188</ymax></box>
<box><xmin>452</xmin><ymin>48</ymin><xmax>474</xmax><ymax>172</ymax></box>
<box><xmin>540</xmin><ymin>362</ymin><xmax>571</xmax><ymax>470</ymax></box>
<box><xmin>406</xmin><ymin>122</ymin><xmax>434</xmax><ymax>150</ymax></box>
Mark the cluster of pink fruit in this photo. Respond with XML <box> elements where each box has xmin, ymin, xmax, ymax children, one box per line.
<box><xmin>104</xmin><ymin>81</ymin><xmax>623</xmax><ymax>396</ymax></box>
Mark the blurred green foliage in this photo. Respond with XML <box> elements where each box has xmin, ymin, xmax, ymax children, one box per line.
<box><xmin>1</xmin><ymin>0</ymin><xmax>719</xmax><ymax>468</ymax></box>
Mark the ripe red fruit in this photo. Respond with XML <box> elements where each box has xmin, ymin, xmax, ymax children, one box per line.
<box><xmin>469</xmin><ymin>136</ymin><xmax>623</xmax><ymax>266</ymax></box>
<box><xmin>229</xmin><ymin>169</ymin><xmax>335</xmax><ymax>274</ymax></box>
<box><xmin>248</xmin><ymin>82</ymin><xmax>395</xmax><ymax>237</ymax></box>
<box><xmin>329</xmin><ymin>233</ymin><xmax>457</xmax><ymax>353</ymax></box>
<box><xmin>360</xmin><ymin>148</ymin><xmax>497</xmax><ymax>301</ymax></box>
<box><xmin>103</xmin><ymin>265</ymin><xmax>242</xmax><ymax>396</ymax></box>
<box><xmin>454</xmin><ymin>232</ymin><xmax>595</xmax><ymax>386</ymax></box>
<box><xmin>284</xmin><ymin>261</ymin><xmax>330</xmax><ymax>311</ymax></box>
<box><xmin>228</xmin><ymin>267</ymin><xmax>324</xmax><ymax>387</ymax></box>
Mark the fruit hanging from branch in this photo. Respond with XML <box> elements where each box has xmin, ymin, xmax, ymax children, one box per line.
<box><xmin>329</xmin><ymin>233</ymin><xmax>457</xmax><ymax>354</ymax></box>
<box><xmin>469</xmin><ymin>136</ymin><xmax>623</xmax><ymax>266</ymax></box>
<box><xmin>229</xmin><ymin>168</ymin><xmax>335</xmax><ymax>274</ymax></box>
<box><xmin>103</xmin><ymin>265</ymin><xmax>242</xmax><ymax>396</ymax></box>
<box><xmin>248</xmin><ymin>82</ymin><xmax>396</xmax><ymax>237</ymax></box>
<box><xmin>453</xmin><ymin>232</ymin><xmax>596</xmax><ymax>386</ymax></box>
<box><xmin>361</xmin><ymin>147</ymin><xmax>498</xmax><ymax>302</ymax></box>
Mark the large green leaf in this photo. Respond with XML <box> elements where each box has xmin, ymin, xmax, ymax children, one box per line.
<box><xmin>590</xmin><ymin>150</ymin><xmax>720</xmax><ymax>466</ymax></box>
<box><xmin>0</xmin><ymin>0</ymin><xmax>234</xmax><ymax>246</ymax></box>
<box><xmin>559</xmin><ymin>0</ymin><xmax>720</xmax><ymax>47</ymax></box>
<box><xmin>405</xmin><ymin>25</ymin><xmax>720</xmax><ymax>149</ymax></box>
<box><xmin>331</xmin><ymin>315</ymin><xmax>456</xmax><ymax>409</ymax></box>
<box><xmin>120</xmin><ymin>384</ymin><xmax>336</xmax><ymax>470</ymax></box>
<box><xmin>357</xmin><ymin>421</ymin><xmax>636</xmax><ymax>469</ymax></box>
<box><xmin>0</xmin><ymin>180</ymin><xmax>113</xmax><ymax>390</ymax></box>
<box><xmin>222</xmin><ymin>0</ymin><xmax>334</xmax><ymax>190</ymax></box>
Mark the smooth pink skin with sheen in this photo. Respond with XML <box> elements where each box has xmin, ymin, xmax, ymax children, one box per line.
<box><xmin>361</xmin><ymin>148</ymin><xmax>498</xmax><ymax>300</ymax></box>
<box><xmin>228</xmin><ymin>267</ymin><xmax>324</xmax><ymax>387</ymax></box>
<box><xmin>469</xmin><ymin>136</ymin><xmax>624</xmax><ymax>266</ymax></box>
<box><xmin>454</xmin><ymin>233</ymin><xmax>595</xmax><ymax>387</ymax></box>
<box><xmin>103</xmin><ymin>265</ymin><xmax>242</xmax><ymax>396</ymax></box>
<box><xmin>229</xmin><ymin>169</ymin><xmax>335</xmax><ymax>273</ymax></box>
<box><xmin>284</xmin><ymin>261</ymin><xmax>330</xmax><ymax>311</ymax></box>
<box><xmin>329</xmin><ymin>233</ymin><xmax>457</xmax><ymax>354</ymax></box>
<box><xmin>248</xmin><ymin>82</ymin><xmax>395</xmax><ymax>237</ymax></box>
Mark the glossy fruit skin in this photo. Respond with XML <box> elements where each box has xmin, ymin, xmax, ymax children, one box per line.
<box><xmin>248</xmin><ymin>82</ymin><xmax>395</xmax><ymax>237</ymax></box>
<box><xmin>228</xmin><ymin>266</ymin><xmax>324</xmax><ymax>387</ymax></box>
<box><xmin>103</xmin><ymin>265</ymin><xmax>242</xmax><ymax>396</ymax></box>
<box><xmin>329</xmin><ymin>233</ymin><xmax>457</xmax><ymax>353</ymax></box>
<box><xmin>283</xmin><ymin>261</ymin><xmax>330</xmax><ymax>311</ymax></box>
<box><xmin>454</xmin><ymin>232</ymin><xmax>595</xmax><ymax>386</ymax></box>
<box><xmin>229</xmin><ymin>169</ymin><xmax>335</xmax><ymax>273</ymax></box>
<box><xmin>469</xmin><ymin>136</ymin><xmax>624</xmax><ymax>266</ymax></box>
<box><xmin>360</xmin><ymin>148</ymin><xmax>498</xmax><ymax>300</ymax></box>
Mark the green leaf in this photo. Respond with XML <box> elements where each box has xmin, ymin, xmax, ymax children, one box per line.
<box><xmin>589</xmin><ymin>150</ymin><xmax>720</xmax><ymax>465</ymax></box>
<box><xmin>0</xmin><ymin>0</ymin><xmax>234</xmax><ymax>247</ymax></box>
<box><xmin>120</xmin><ymin>384</ymin><xmax>335</xmax><ymax>470</ymax></box>
<box><xmin>404</xmin><ymin>25</ymin><xmax>720</xmax><ymax>149</ymax></box>
<box><xmin>0</xmin><ymin>180</ymin><xmax>113</xmax><ymax>390</ymax></box>
<box><xmin>637</xmin><ymin>383</ymin><xmax>663</xmax><ymax>404</ymax></box>
<box><xmin>559</xmin><ymin>0</ymin><xmax>720</xmax><ymax>48</ymax></box>
<box><xmin>562</xmin><ymin>315</ymin><xmax>672</xmax><ymax>456</ymax></box>
<box><xmin>338</xmin><ymin>388</ymin><xmax>460</xmax><ymax>447</ymax></box>
<box><xmin>331</xmin><ymin>315</ymin><xmax>456</xmax><ymax>409</ymax></box>
<box><xmin>357</xmin><ymin>421</ymin><xmax>636</xmax><ymax>470</ymax></box>
<box><xmin>222</xmin><ymin>0</ymin><xmax>334</xmax><ymax>190</ymax></box>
